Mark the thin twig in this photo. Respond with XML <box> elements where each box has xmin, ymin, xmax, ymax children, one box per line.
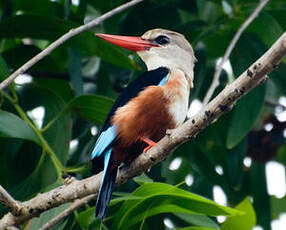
<box><xmin>1</xmin><ymin>31</ymin><xmax>286</xmax><ymax>229</ymax></box>
<box><xmin>39</xmin><ymin>195</ymin><xmax>96</xmax><ymax>230</ymax></box>
<box><xmin>0</xmin><ymin>0</ymin><xmax>144</xmax><ymax>91</ymax></box>
<box><xmin>0</xmin><ymin>185</ymin><xmax>21</xmax><ymax>216</ymax></box>
<box><xmin>202</xmin><ymin>0</ymin><xmax>270</xmax><ymax>105</ymax></box>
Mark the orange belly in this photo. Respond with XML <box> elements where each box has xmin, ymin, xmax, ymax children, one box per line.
<box><xmin>110</xmin><ymin>85</ymin><xmax>176</xmax><ymax>167</ymax></box>
<box><xmin>112</xmin><ymin>85</ymin><xmax>175</xmax><ymax>148</ymax></box>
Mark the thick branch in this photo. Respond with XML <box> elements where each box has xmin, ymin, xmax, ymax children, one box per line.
<box><xmin>0</xmin><ymin>0</ymin><xmax>144</xmax><ymax>91</ymax></box>
<box><xmin>202</xmin><ymin>0</ymin><xmax>270</xmax><ymax>105</ymax></box>
<box><xmin>0</xmin><ymin>186</ymin><xmax>21</xmax><ymax>216</ymax></box>
<box><xmin>1</xmin><ymin>31</ymin><xmax>286</xmax><ymax>229</ymax></box>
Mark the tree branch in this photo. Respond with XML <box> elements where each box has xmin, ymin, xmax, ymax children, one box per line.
<box><xmin>0</xmin><ymin>186</ymin><xmax>21</xmax><ymax>216</ymax></box>
<box><xmin>202</xmin><ymin>0</ymin><xmax>270</xmax><ymax>105</ymax></box>
<box><xmin>0</xmin><ymin>0</ymin><xmax>144</xmax><ymax>91</ymax></box>
<box><xmin>38</xmin><ymin>195</ymin><xmax>96</xmax><ymax>230</ymax></box>
<box><xmin>1</xmin><ymin>30</ymin><xmax>286</xmax><ymax>229</ymax></box>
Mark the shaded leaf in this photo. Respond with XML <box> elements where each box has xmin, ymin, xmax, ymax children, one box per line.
<box><xmin>227</xmin><ymin>34</ymin><xmax>267</xmax><ymax>149</ymax></box>
<box><xmin>18</xmin><ymin>83</ymin><xmax>71</xmax><ymax>164</ymax></box>
<box><xmin>222</xmin><ymin>197</ymin><xmax>256</xmax><ymax>230</ymax></box>
<box><xmin>2</xmin><ymin>44</ymin><xmax>61</xmax><ymax>71</ymax></box>
<box><xmin>14</xmin><ymin>0</ymin><xmax>64</xmax><ymax>18</ymax></box>
<box><xmin>246</xmin><ymin>12</ymin><xmax>283</xmax><ymax>48</ymax></box>
<box><xmin>33</xmin><ymin>78</ymin><xmax>74</xmax><ymax>103</ymax></box>
<box><xmin>28</xmin><ymin>203</ymin><xmax>70</xmax><ymax>230</ymax></box>
<box><xmin>0</xmin><ymin>14</ymin><xmax>138</xmax><ymax>70</ymax></box>
<box><xmin>175</xmin><ymin>213</ymin><xmax>220</xmax><ymax>229</ymax></box>
<box><xmin>226</xmin><ymin>138</ymin><xmax>247</xmax><ymax>190</ymax></box>
<box><xmin>226</xmin><ymin>84</ymin><xmax>265</xmax><ymax>149</ymax></box>
<box><xmin>133</xmin><ymin>173</ymin><xmax>154</xmax><ymax>185</ymax></box>
<box><xmin>0</xmin><ymin>55</ymin><xmax>10</xmax><ymax>80</ymax></box>
<box><xmin>270</xmin><ymin>63</ymin><xmax>286</xmax><ymax>95</ymax></box>
<box><xmin>76</xmin><ymin>207</ymin><xmax>94</xmax><ymax>230</ymax></box>
<box><xmin>175</xmin><ymin>227</ymin><xmax>218</xmax><ymax>230</ymax></box>
<box><xmin>271</xmin><ymin>195</ymin><xmax>286</xmax><ymax>219</ymax></box>
<box><xmin>68</xmin><ymin>48</ymin><xmax>83</xmax><ymax>96</ymax></box>
<box><xmin>0</xmin><ymin>110</ymin><xmax>40</xmax><ymax>144</ymax></box>
<box><xmin>114</xmin><ymin>183</ymin><xmax>241</xmax><ymax>230</ymax></box>
<box><xmin>249</xmin><ymin>163</ymin><xmax>271</xmax><ymax>230</ymax></box>
<box><xmin>67</xmin><ymin>95</ymin><xmax>114</xmax><ymax>125</ymax></box>
<box><xmin>7</xmin><ymin>153</ymin><xmax>59</xmax><ymax>202</ymax></box>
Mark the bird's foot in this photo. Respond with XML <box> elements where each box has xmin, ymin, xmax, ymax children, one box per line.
<box><xmin>166</xmin><ymin>129</ymin><xmax>175</xmax><ymax>136</ymax></box>
<box><xmin>63</xmin><ymin>175</ymin><xmax>76</xmax><ymax>185</ymax></box>
<box><xmin>140</xmin><ymin>137</ymin><xmax>157</xmax><ymax>152</ymax></box>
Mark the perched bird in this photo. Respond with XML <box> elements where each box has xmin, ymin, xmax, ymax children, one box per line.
<box><xmin>92</xmin><ymin>28</ymin><xmax>196</xmax><ymax>219</ymax></box>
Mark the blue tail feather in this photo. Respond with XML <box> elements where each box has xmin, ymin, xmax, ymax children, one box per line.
<box><xmin>91</xmin><ymin>125</ymin><xmax>117</xmax><ymax>159</ymax></box>
<box><xmin>91</xmin><ymin>125</ymin><xmax>117</xmax><ymax>219</ymax></box>
<box><xmin>95</xmin><ymin>148</ymin><xmax>117</xmax><ymax>219</ymax></box>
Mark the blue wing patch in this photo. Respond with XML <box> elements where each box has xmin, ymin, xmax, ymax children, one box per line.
<box><xmin>158</xmin><ymin>76</ymin><xmax>167</xmax><ymax>86</ymax></box>
<box><xmin>91</xmin><ymin>125</ymin><xmax>117</xmax><ymax>159</ymax></box>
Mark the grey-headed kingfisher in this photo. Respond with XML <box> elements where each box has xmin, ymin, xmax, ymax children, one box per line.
<box><xmin>92</xmin><ymin>29</ymin><xmax>197</xmax><ymax>219</ymax></box>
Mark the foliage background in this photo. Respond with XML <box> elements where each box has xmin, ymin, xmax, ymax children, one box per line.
<box><xmin>0</xmin><ymin>0</ymin><xmax>286</xmax><ymax>229</ymax></box>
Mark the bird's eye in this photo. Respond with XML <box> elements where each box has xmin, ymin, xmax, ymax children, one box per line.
<box><xmin>155</xmin><ymin>35</ymin><xmax>170</xmax><ymax>45</ymax></box>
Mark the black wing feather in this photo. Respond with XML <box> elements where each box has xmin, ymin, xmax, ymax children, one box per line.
<box><xmin>101</xmin><ymin>67</ymin><xmax>169</xmax><ymax>131</ymax></box>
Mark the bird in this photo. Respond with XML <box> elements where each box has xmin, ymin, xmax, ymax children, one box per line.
<box><xmin>92</xmin><ymin>28</ymin><xmax>197</xmax><ymax>220</ymax></box>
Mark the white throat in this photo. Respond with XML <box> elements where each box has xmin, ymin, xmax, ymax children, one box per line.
<box><xmin>137</xmin><ymin>48</ymin><xmax>195</xmax><ymax>88</ymax></box>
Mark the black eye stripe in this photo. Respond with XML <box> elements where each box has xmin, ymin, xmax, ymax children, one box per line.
<box><xmin>155</xmin><ymin>35</ymin><xmax>170</xmax><ymax>45</ymax></box>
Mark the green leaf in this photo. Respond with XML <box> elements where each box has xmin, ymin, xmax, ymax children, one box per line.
<box><xmin>221</xmin><ymin>197</ymin><xmax>256</xmax><ymax>230</ymax></box>
<box><xmin>226</xmin><ymin>139</ymin><xmax>247</xmax><ymax>189</ymax></box>
<box><xmin>113</xmin><ymin>183</ymin><xmax>241</xmax><ymax>230</ymax></box>
<box><xmin>175</xmin><ymin>227</ymin><xmax>219</xmax><ymax>230</ymax></box>
<box><xmin>271</xmin><ymin>195</ymin><xmax>286</xmax><ymax>219</ymax></box>
<box><xmin>0</xmin><ymin>110</ymin><xmax>40</xmax><ymax>144</ymax></box>
<box><xmin>227</xmin><ymin>34</ymin><xmax>266</xmax><ymax>149</ymax></box>
<box><xmin>249</xmin><ymin>163</ymin><xmax>271</xmax><ymax>230</ymax></box>
<box><xmin>202</xmin><ymin>29</ymin><xmax>233</xmax><ymax>59</ymax></box>
<box><xmin>14</xmin><ymin>0</ymin><xmax>64</xmax><ymax>17</ymax></box>
<box><xmin>109</xmin><ymin>195</ymin><xmax>144</xmax><ymax>207</ymax></box>
<box><xmin>2</xmin><ymin>44</ymin><xmax>61</xmax><ymax>71</ymax></box>
<box><xmin>226</xmin><ymin>84</ymin><xmax>265</xmax><ymax>149</ymax></box>
<box><xmin>6</xmin><ymin>153</ymin><xmax>60</xmax><ymax>202</ymax></box>
<box><xmin>28</xmin><ymin>203</ymin><xmax>70</xmax><ymax>230</ymax></box>
<box><xmin>0</xmin><ymin>55</ymin><xmax>10</xmax><ymax>81</ymax></box>
<box><xmin>33</xmin><ymin>78</ymin><xmax>74</xmax><ymax>103</ymax></box>
<box><xmin>0</xmin><ymin>139</ymin><xmax>23</xmax><ymax>189</ymax></box>
<box><xmin>120</xmin><ymin>3</ymin><xmax>181</xmax><ymax>35</ymax></box>
<box><xmin>269</xmin><ymin>9</ymin><xmax>286</xmax><ymax>30</ymax></box>
<box><xmin>18</xmin><ymin>83</ymin><xmax>71</xmax><ymax>164</ymax></box>
<box><xmin>68</xmin><ymin>48</ymin><xmax>83</xmax><ymax>96</ymax></box>
<box><xmin>246</xmin><ymin>12</ymin><xmax>283</xmax><ymax>48</ymax></box>
<box><xmin>0</xmin><ymin>0</ymin><xmax>13</xmax><ymax>21</ymax></box>
<box><xmin>175</xmin><ymin>141</ymin><xmax>225</xmax><ymax>188</ymax></box>
<box><xmin>133</xmin><ymin>173</ymin><xmax>154</xmax><ymax>185</ymax></box>
<box><xmin>76</xmin><ymin>207</ymin><xmax>94</xmax><ymax>230</ymax></box>
<box><xmin>175</xmin><ymin>213</ymin><xmax>220</xmax><ymax>229</ymax></box>
<box><xmin>67</xmin><ymin>95</ymin><xmax>114</xmax><ymax>125</ymax></box>
<box><xmin>270</xmin><ymin>63</ymin><xmax>286</xmax><ymax>95</ymax></box>
<box><xmin>0</xmin><ymin>14</ymin><xmax>139</xmax><ymax>70</ymax></box>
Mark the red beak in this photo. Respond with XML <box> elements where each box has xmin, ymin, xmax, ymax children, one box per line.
<box><xmin>96</xmin><ymin>33</ymin><xmax>158</xmax><ymax>52</ymax></box>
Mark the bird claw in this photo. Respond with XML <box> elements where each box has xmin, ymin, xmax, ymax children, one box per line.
<box><xmin>166</xmin><ymin>129</ymin><xmax>174</xmax><ymax>135</ymax></box>
<box><xmin>63</xmin><ymin>176</ymin><xmax>76</xmax><ymax>185</ymax></box>
<box><xmin>140</xmin><ymin>137</ymin><xmax>157</xmax><ymax>153</ymax></box>
<box><xmin>143</xmin><ymin>145</ymin><xmax>153</xmax><ymax>153</ymax></box>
